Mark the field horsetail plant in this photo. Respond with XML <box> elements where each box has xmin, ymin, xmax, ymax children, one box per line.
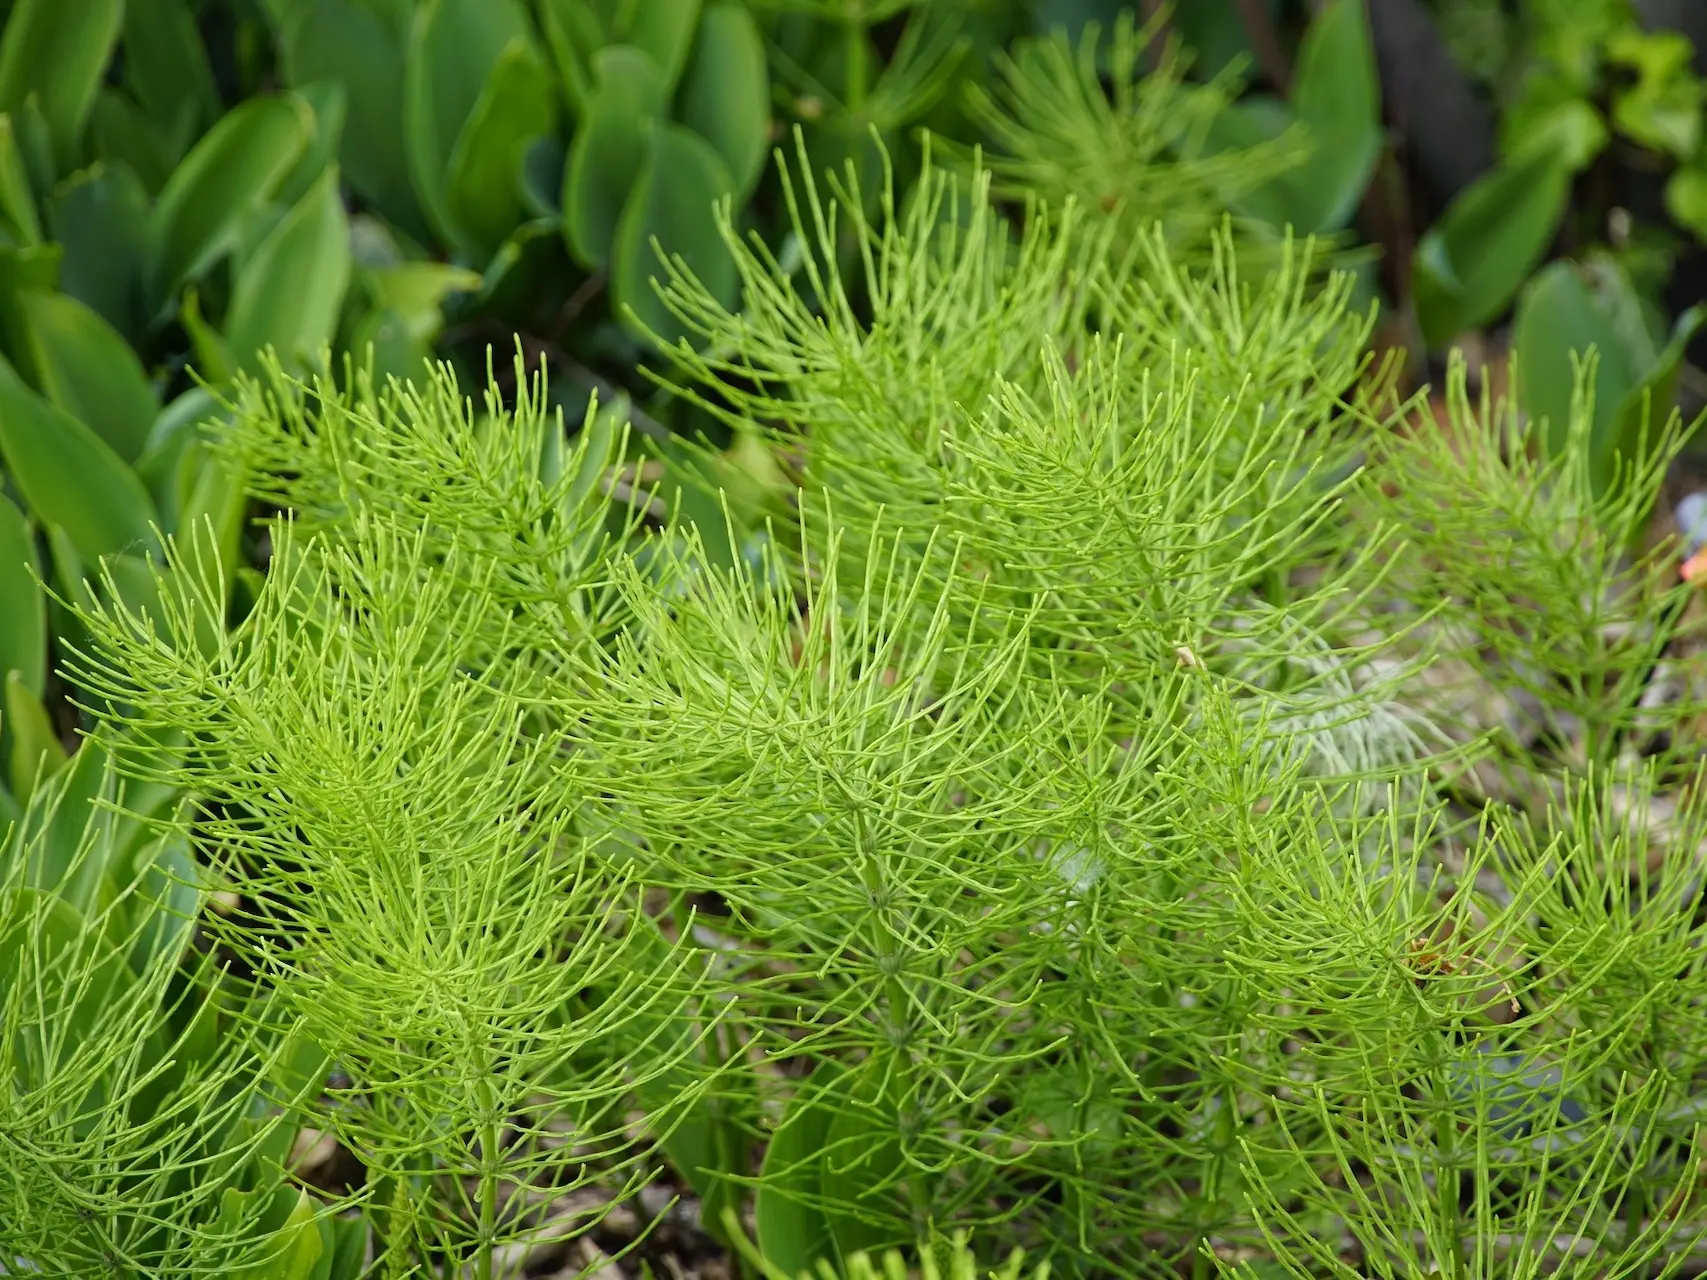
<box><xmin>8</xmin><ymin>129</ymin><xmax>1707</xmax><ymax>1280</ymax></box>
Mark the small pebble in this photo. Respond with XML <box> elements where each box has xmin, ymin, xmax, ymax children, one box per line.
<box><xmin>1677</xmin><ymin>492</ymin><xmax>1707</xmax><ymax>554</ymax></box>
<box><xmin>638</xmin><ymin>1184</ymin><xmax>676</xmax><ymax>1220</ymax></box>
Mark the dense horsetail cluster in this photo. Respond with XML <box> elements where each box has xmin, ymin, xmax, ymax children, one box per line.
<box><xmin>6</xmin><ymin>137</ymin><xmax>1707</xmax><ymax>1280</ymax></box>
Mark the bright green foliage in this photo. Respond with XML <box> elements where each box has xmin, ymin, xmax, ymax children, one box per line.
<box><xmin>1514</xmin><ymin>254</ymin><xmax>1706</xmax><ymax>502</ymax></box>
<box><xmin>55</xmin><ymin>360</ymin><xmax>711</xmax><ymax>1276</ymax></box>
<box><xmin>727</xmin><ymin>1221</ymin><xmax>1050</xmax><ymax>1280</ymax></box>
<box><xmin>7</xmin><ymin>136</ymin><xmax>1702</xmax><ymax>1280</ymax></box>
<box><xmin>0</xmin><ymin>734</ymin><xmax>327</xmax><ymax>1278</ymax></box>
<box><xmin>9</xmin><ymin>0</ymin><xmax>1287</xmax><ymax>788</ymax></box>
<box><xmin>958</xmin><ymin>15</ymin><xmax>1304</xmax><ymax>257</ymax></box>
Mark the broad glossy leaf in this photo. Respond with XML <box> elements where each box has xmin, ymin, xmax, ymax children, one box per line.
<box><xmin>520</xmin><ymin>136</ymin><xmax>565</xmax><ymax>218</ymax></box>
<box><xmin>70</xmin><ymin>733</ymin><xmax>182</xmax><ymax>897</ymax></box>
<box><xmin>1515</xmin><ymin>260</ymin><xmax>1634</xmax><ymax>466</ymax></box>
<box><xmin>1608</xmin><ymin>304</ymin><xmax>1707</xmax><ymax>495</ymax></box>
<box><xmin>1288</xmin><ymin>0</ymin><xmax>1381</xmax><ymax>233</ymax></box>
<box><xmin>274</xmin><ymin>0</ymin><xmax>424</xmax><ymax>236</ymax></box>
<box><xmin>548</xmin><ymin>0</ymin><xmax>618</xmax><ymax>49</ymax></box>
<box><xmin>233</xmin><ymin>200</ymin><xmax>290</xmax><ymax>281</ymax></box>
<box><xmin>144</xmin><ymin>95</ymin><xmax>314</xmax><ymax>316</ymax></box>
<box><xmin>0</xmin><ymin>354</ymin><xmax>160</xmax><ymax>564</ymax></box>
<box><xmin>5</xmin><ymin>670</ymin><xmax>65</xmax><ymax>802</ymax></box>
<box><xmin>652</xmin><ymin>1086</ymin><xmax>746</xmax><ymax>1244</ymax></box>
<box><xmin>561</xmin><ymin>45</ymin><xmax>667</xmax><ymax>269</ymax></box>
<box><xmin>224</xmin><ymin>167</ymin><xmax>351</xmax><ymax>377</ymax></box>
<box><xmin>140</xmin><ymin>385</ymin><xmax>225</xmax><ymax>473</ymax></box>
<box><xmin>1412</xmin><ymin>148</ymin><xmax>1571</xmax><ymax>348</ymax></box>
<box><xmin>611</xmin><ymin>121</ymin><xmax>736</xmax><ymax>346</ymax></box>
<box><xmin>314</xmin><ymin>1214</ymin><xmax>369</xmax><ymax>1280</ymax></box>
<box><xmin>180</xmin><ymin>286</ymin><xmax>234</xmax><ymax>385</ymax></box>
<box><xmin>1200</xmin><ymin>94</ymin><xmax>1299</xmax><ymax>232</ymax></box>
<box><xmin>268</xmin><ymin>1193</ymin><xmax>329</xmax><ymax>1280</ymax></box>
<box><xmin>1534</xmin><ymin>0</ymin><xmax>1619</xmax><ymax>92</ymax></box>
<box><xmin>1173</xmin><ymin>0</ymin><xmax>1263</xmax><ymax>77</ymax></box>
<box><xmin>469</xmin><ymin>215</ymin><xmax>573</xmax><ymax>321</ymax></box>
<box><xmin>536</xmin><ymin>0</ymin><xmax>595</xmax><ymax>113</ymax></box>
<box><xmin>615</xmin><ymin>918</ymin><xmax>748</xmax><ymax>1242</ymax></box>
<box><xmin>222</xmin><ymin>1186</ymin><xmax>326</xmax><ymax>1280</ymax></box>
<box><xmin>87</xmin><ymin>88</ymin><xmax>178</xmax><ymax>194</ymax></box>
<box><xmin>346</xmin><ymin>305</ymin><xmax>432</xmax><ymax>387</ymax></box>
<box><xmin>0</xmin><ymin>115</ymin><xmax>40</xmax><ymax>245</ymax></box>
<box><xmin>0</xmin><ymin>494</ymin><xmax>43</xmax><ymax>699</ymax></box>
<box><xmin>19</xmin><ymin>288</ymin><xmax>157</xmax><ymax>462</ymax></box>
<box><xmin>811</xmin><ymin>24</ymin><xmax>879</xmax><ymax>124</ymax></box>
<box><xmin>88</xmin><ymin>555</ymin><xmax>168</xmax><ymax>644</ymax></box>
<box><xmin>247</xmin><ymin>1030</ymin><xmax>331</xmax><ymax>1168</ymax></box>
<box><xmin>755</xmin><ymin>1061</ymin><xmax>843</xmax><ymax>1279</ymax></box>
<box><xmin>127</xmin><ymin>950</ymin><xmax>222</xmax><ymax>1125</ymax></box>
<box><xmin>1607</xmin><ymin>28</ymin><xmax>1703</xmax><ymax>158</ymax></box>
<box><xmin>542</xmin><ymin>0</ymin><xmax>698</xmax><ymax>93</ymax></box>
<box><xmin>0</xmin><ymin>675</ymin><xmax>60</xmax><ymax>815</ymax></box>
<box><xmin>46</xmin><ymin>160</ymin><xmax>149</xmax><ymax>341</ymax></box>
<box><xmin>0</xmin><ymin>0</ymin><xmax>123</xmax><ymax>171</ymax></box>
<box><xmin>624</xmin><ymin>0</ymin><xmax>702</xmax><ymax>96</ymax></box>
<box><xmin>274</xmin><ymin>82</ymin><xmax>348</xmax><ymax>210</ymax></box>
<box><xmin>0</xmin><ymin>240</ymin><xmax>59</xmax><ymax>385</ymax></box>
<box><xmin>1015</xmin><ymin>1068</ymin><xmax>1124</xmax><ymax>1158</ymax></box>
<box><xmin>1516</xmin><ymin>257</ymin><xmax>1704</xmax><ymax>503</ymax></box>
<box><xmin>442</xmin><ymin>38</ymin><xmax>558</xmax><ymax>261</ymax></box>
<box><xmin>401</xmin><ymin>0</ymin><xmax>533</xmax><ymax>249</ymax></box>
<box><xmin>676</xmin><ymin>2</ymin><xmax>770</xmax><ymax>202</ymax></box>
<box><xmin>138</xmin><ymin>385</ymin><xmax>233</xmax><ymax>532</ymax></box>
<box><xmin>5</xmin><ymin>734</ymin><xmax>118</xmax><ymax>911</ymax></box>
<box><xmin>1667</xmin><ymin>163</ymin><xmax>1707</xmax><ymax>243</ymax></box>
<box><xmin>122</xmin><ymin>0</ymin><xmax>221</xmax><ymax>153</ymax></box>
<box><xmin>43</xmin><ymin>521</ymin><xmax>83</xmax><ymax>618</ymax></box>
<box><xmin>1500</xmin><ymin>71</ymin><xmax>1608</xmax><ymax>171</ymax></box>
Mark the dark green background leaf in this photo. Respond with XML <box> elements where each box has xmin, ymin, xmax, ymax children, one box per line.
<box><xmin>1288</xmin><ymin>0</ymin><xmax>1381</xmax><ymax>234</ymax></box>
<box><xmin>676</xmin><ymin>2</ymin><xmax>771</xmax><ymax>203</ymax></box>
<box><xmin>20</xmin><ymin>288</ymin><xmax>157</xmax><ymax>463</ymax></box>
<box><xmin>401</xmin><ymin>0</ymin><xmax>533</xmax><ymax>250</ymax></box>
<box><xmin>562</xmin><ymin>45</ymin><xmax>668</xmax><ymax>270</ymax></box>
<box><xmin>144</xmin><ymin>95</ymin><xmax>315</xmax><ymax>314</ymax></box>
<box><xmin>0</xmin><ymin>492</ymin><xmax>44</xmax><ymax>698</ymax></box>
<box><xmin>442</xmin><ymin>38</ymin><xmax>558</xmax><ymax>262</ymax></box>
<box><xmin>0</xmin><ymin>0</ymin><xmax>123</xmax><ymax>171</ymax></box>
<box><xmin>611</xmin><ymin>121</ymin><xmax>736</xmax><ymax>346</ymax></box>
<box><xmin>273</xmin><ymin>0</ymin><xmax>425</xmax><ymax>238</ymax></box>
<box><xmin>48</xmin><ymin>161</ymin><xmax>150</xmax><ymax>342</ymax></box>
<box><xmin>1413</xmin><ymin>149</ymin><xmax>1572</xmax><ymax>347</ymax></box>
<box><xmin>223</xmin><ymin>166</ymin><xmax>352</xmax><ymax>375</ymax></box>
<box><xmin>0</xmin><ymin>355</ymin><xmax>160</xmax><ymax>564</ymax></box>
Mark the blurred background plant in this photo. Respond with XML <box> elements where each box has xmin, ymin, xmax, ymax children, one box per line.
<box><xmin>10</xmin><ymin>1</ymin><xmax>1707</xmax><ymax>1274</ymax></box>
<box><xmin>0</xmin><ymin>0</ymin><xmax>1327</xmax><ymax>813</ymax></box>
